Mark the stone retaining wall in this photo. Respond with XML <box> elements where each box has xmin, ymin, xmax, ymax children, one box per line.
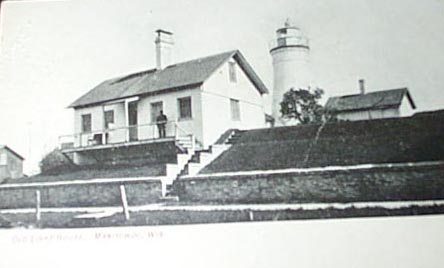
<box><xmin>0</xmin><ymin>179</ymin><xmax>162</xmax><ymax>209</ymax></box>
<box><xmin>174</xmin><ymin>165</ymin><xmax>444</xmax><ymax>204</ymax></box>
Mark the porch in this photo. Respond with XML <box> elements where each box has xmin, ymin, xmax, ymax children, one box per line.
<box><xmin>59</xmin><ymin>121</ymin><xmax>196</xmax><ymax>153</ymax></box>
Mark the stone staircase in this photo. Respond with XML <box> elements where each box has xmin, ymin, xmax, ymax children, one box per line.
<box><xmin>175</xmin><ymin>135</ymin><xmax>195</xmax><ymax>152</ymax></box>
<box><xmin>163</xmin><ymin>129</ymin><xmax>243</xmax><ymax>197</ymax></box>
<box><xmin>158</xmin><ymin>135</ymin><xmax>196</xmax><ymax>197</ymax></box>
<box><xmin>177</xmin><ymin>144</ymin><xmax>231</xmax><ymax>177</ymax></box>
<box><xmin>225</xmin><ymin>129</ymin><xmax>245</xmax><ymax>144</ymax></box>
<box><xmin>176</xmin><ymin>129</ymin><xmax>245</xmax><ymax>178</ymax></box>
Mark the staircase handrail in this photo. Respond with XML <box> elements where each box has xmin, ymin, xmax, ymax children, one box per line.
<box><xmin>173</xmin><ymin>121</ymin><xmax>189</xmax><ymax>138</ymax></box>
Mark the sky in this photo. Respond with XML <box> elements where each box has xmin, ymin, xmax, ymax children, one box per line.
<box><xmin>1</xmin><ymin>0</ymin><xmax>444</xmax><ymax>174</ymax></box>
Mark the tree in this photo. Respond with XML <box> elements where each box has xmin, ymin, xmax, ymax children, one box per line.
<box><xmin>280</xmin><ymin>87</ymin><xmax>325</xmax><ymax>124</ymax></box>
<box><xmin>39</xmin><ymin>148</ymin><xmax>75</xmax><ymax>175</ymax></box>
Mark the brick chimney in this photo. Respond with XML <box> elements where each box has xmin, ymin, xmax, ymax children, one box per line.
<box><xmin>155</xmin><ymin>29</ymin><xmax>174</xmax><ymax>69</ymax></box>
<box><xmin>359</xmin><ymin>79</ymin><xmax>365</xmax><ymax>95</ymax></box>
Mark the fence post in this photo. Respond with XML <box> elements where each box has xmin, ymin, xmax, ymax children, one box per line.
<box><xmin>119</xmin><ymin>185</ymin><xmax>130</xmax><ymax>221</ymax></box>
<box><xmin>35</xmin><ymin>190</ymin><xmax>41</xmax><ymax>222</ymax></box>
<box><xmin>249</xmin><ymin>210</ymin><xmax>254</xmax><ymax>221</ymax></box>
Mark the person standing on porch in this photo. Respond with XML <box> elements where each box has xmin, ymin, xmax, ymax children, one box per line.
<box><xmin>156</xmin><ymin>110</ymin><xmax>168</xmax><ymax>138</ymax></box>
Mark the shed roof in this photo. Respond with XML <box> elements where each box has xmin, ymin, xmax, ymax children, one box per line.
<box><xmin>69</xmin><ymin>50</ymin><xmax>268</xmax><ymax>108</ymax></box>
<box><xmin>0</xmin><ymin>145</ymin><xmax>25</xmax><ymax>160</ymax></box>
<box><xmin>325</xmin><ymin>88</ymin><xmax>416</xmax><ymax>113</ymax></box>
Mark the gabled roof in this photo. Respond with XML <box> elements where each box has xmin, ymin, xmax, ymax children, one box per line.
<box><xmin>69</xmin><ymin>50</ymin><xmax>268</xmax><ymax>108</ymax></box>
<box><xmin>325</xmin><ymin>88</ymin><xmax>416</xmax><ymax>113</ymax></box>
<box><xmin>0</xmin><ymin>145</ymin><xmax>25</xmax><ymax>160</ymax></box>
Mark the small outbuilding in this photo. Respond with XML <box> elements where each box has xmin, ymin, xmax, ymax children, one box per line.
<box><xmin>0</xmin><ymin>145</ymin><xmax>24</xmax><ymax>180</ymax></box>
<box><xmin>325</xmin><ymin>80</ymin><xmax>416</xmax><ymax>121</ymax></box>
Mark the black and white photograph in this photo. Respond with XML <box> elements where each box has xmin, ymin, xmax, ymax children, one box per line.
<box><xmin>0</xmin><ymin>0</ymin><xmax>444</xmax><ymax>267</ymax></box>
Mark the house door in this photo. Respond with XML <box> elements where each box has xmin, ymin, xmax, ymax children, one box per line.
<box><xmin>150</xmin><ymin>101</ymin><xmax>163</xmax><ymax>123</ymax></box>
<box><xmin>128</xmin><ymin>101</ymin><xmax>138</xmax><ymax>141</ymax></box>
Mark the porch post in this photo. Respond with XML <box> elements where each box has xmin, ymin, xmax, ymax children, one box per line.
<box><xmin>174</xmin><ymin>121</ymin><xmax>178</xmax><ymax>138</ymax></box>
<box><xmin>101</xmin><ymin>105</ymin><xmax>106</xmax><ymax>144</ymax></box>
<box><xmin>190</xmin><ymin>134</ymin><xmax>195</xmax><ymax>150</ymax></box>
<box><xmin>124</xmin><ymin>100</ymin><xmax>130</xmax><ymax>142</ymax></box>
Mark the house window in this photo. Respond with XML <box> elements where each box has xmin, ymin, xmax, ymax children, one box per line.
<box><xmin>151</xmin><ymin>101</ymin><xmax>163</xmax><ymax>123</ymax></box>
<box><xmin>277</xmin><ymin>37</ymin><xmax>287</xmax><ymax>46</ymax></box>
<box><xmin>229</xmin><ymin>61</ymin><xmax>237</xmax><ymax>83</ymax></box>
<box><xmin>178</xmin><ymin>97</ymin><xmax>192</xmax><ymax>119</ymax></box>
<box><xmin>230</xmin><ymin>99</ymin><xmax>241</xmax><ymax>121</ymax></box>
<box><xmin>104</xmin><ymin>110</ymin><xmax>114</xmax><ymax>129</ymax></box>
<box><xmin>81</xmin><ymin>114</ymin><xmax>92</xmax><ymax>133</ymax></box>
<box><xmin>0</xmin><ymin>153</ymin><xmax>6</xmax><ymax>165</ymax></box>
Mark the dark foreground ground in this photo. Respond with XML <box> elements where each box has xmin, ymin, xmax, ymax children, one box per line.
<box><xmin>1</xmin><ymin>204</ymin><xmax>444</xmax><ymax>229</ymax></box>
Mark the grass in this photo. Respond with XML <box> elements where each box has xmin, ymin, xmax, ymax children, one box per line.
<box><xmin>201</xmin><ymin>111</ymin><xmax>444</xmax><ymax>173</ymax></box>
<box><xmin>2</xmin><ymin>204</ymin><xmax>444</xmax><ymax>229</ymax></box>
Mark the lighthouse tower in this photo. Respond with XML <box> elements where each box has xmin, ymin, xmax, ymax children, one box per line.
<box><xmin>270</xmin><ymin>19</ymin><xmax>312</xmax><ymax>126</ymax></box>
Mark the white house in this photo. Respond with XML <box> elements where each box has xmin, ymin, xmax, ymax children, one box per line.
<box><xmin>0</xmin><ymin>145</ymin><xmax>24</xmax><ymax>180</ymax></box>
<box><xmin>325</xmin><ymin>80</ymin><xmax>416</xmax><ymax>121</ymax></box>
<box><xmin>60</xmin><ymin>30</ymin><xmax>268</xmax><ymax>166</ymax></box>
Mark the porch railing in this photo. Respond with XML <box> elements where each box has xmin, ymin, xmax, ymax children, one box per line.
<box><xmin>269</xmin><ymin>36</ymin><xmax>309</xmax><ymax>50</ymax></box>
<box><xmin>59</xmin><ymin>121</ymin><xmax>188</xmax><ymax>150</ymax></box>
